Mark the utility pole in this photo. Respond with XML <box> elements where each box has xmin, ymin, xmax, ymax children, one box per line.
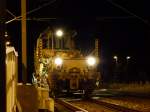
<box><xmin>21</xmin><ymin>0</ymin><xmax>27</xmax><ymax>83</ymax></box>
<box><xmin>0</xmin><ymin>0</ymin><xmax>6</xmax><ymax>111</ymax></box>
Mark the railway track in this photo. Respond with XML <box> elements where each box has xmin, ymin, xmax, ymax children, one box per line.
<box><xmin>55</xmin><ymin>99</ymin><xmax>88</xmax><ymax>112</ymax></box>
<box><xmin>90</xmin><ymin>99</ymin><xmax>141</xmax><ymax>112</ymax></box>
<box><xmin>91</xmin><ymin>96</ymin><xmax>150</xmax><ymax>112</ymax></box>
<box><xmin>55</xmin><ymin>98</ymin><xmax>142</xmax><ymax>112</ymax></box>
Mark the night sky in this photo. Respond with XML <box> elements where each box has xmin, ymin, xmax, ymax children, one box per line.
<box><xmin>6</xmin><ymin>0</ymin><xmax>150</xmax><ymax>82</ymax></box>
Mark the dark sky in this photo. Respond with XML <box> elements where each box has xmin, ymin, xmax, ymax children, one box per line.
<box><xmin>6</xmin><ymin>0</ymin><xmax>150</xmax><ymax>81</ymax></box>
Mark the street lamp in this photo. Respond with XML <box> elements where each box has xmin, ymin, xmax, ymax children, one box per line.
<box><xmin>113</xmin><ymin>56</ymin><xmax>119</xmax><ymax>82</ymax></box>
<box><xmin>5</xmin><ymin>41</ymin><xmax>10</xmax><ymax>46</ymax></box>
<box><xmin>48</xmin><ymin>29</ymin><xmax>64</xmax><ymax>50</ymax></box>
<box><xmin>126</xmin><ymin>56</ymin><xmax>131</xmax><ymax>81</ymax></box>
<box><xmin>4</xmin><ymin>31</ymin><xmax>11</xmax><ymax>46</ymax></box>
<box><xmin>50</xmin><ymin>29</ymin><xmax>64</xmax><ymax>71</ymax></box>
<box><xmin>113</xmin><ymin>56</ymin><xmax>118</xmax><ymax>64</ymax></box>
<box><xmin>126</xmin><ymin>56</ymin><xmax>131</xmax><ymax>60</ymax></box>
<box><xmin>4</xmin><ymin>31</ymin><xmax>8</xmax><ymax>38</ymax></box>
<box><xmin>55</xmin><ymin>29</ymin><xmax>63</xmax><ymax>37</ymax></box>
<box><xmin>126</xmin><ymin>56</ymin><xmax>131</xmax><ymax>64</ymax></box>
<box><xmin>55</xmin><ymin>29</ymin><xmax>63</xmax><ymax>49</ymax></box>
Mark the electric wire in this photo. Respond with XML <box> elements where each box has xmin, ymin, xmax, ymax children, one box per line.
<box><xmin>5</xmin><ymin>0</ymin><xmax>57</xmax><ymax>24</ymax></box>
<box><xmin>105</xmin><ymin>0</ymin><xmax>150</xmax><ymax>26</ymax></box>
<box><xmin>6</xmin><ymin>9</ymin><xmax>16</xmax><ymax>18</ymax></box>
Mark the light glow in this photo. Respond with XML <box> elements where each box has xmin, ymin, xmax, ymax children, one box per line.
<box><xmin>113</xmin><ymin>56</ymin><xmax>118</xmax><ymax>59</ymax></box>
<box><xmin>6</xmin><ymin>41</ymin><xmax>10</xmax><ymax>46</ymax></box>
<box><xmin>56</xmin><ymin>30</ymin><xmax>63</xmax><ymax>37</ymax></box>
<box><xmin>87</xmin><ymin>56</ymin><xmax>96</xmax><ymax>66</ymax></box>
<box><xmin>126</xmin><ymin>56</ymin><xmax>131</xmax><ymax>60</ymax></box>
<box><xmin>54</xmin><ymin>57</ymin><xmax>63</xmax><ymax>66</ymax></box>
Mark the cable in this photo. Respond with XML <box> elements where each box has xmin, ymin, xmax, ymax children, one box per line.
<box><xmin>6</xmin><ymin>9</ymin><xmax>16</xmax><ymax>18</ymax></box>
<box><xmin>96</xmin><ymin>16</ymin><xmax>136</xmax><ymax>20</ymax></box>
<box><xmin>26</xmin><ymin>0</ymin><xmax>57</xmax><ymax>16</ymax></box>
<box><xmin>105</xmin><ymin>0</ymin><xmax>150</xmax><ymax>25</ymax></box>
<box><xmin>15</xmin><ymin>17</ymin><xmax>57</xmax><ymax>21</ymax></box>
<box><xmin>5</xmin><ymin>0</ymin><xmax>57</xmax><ymax>24</ymax></box>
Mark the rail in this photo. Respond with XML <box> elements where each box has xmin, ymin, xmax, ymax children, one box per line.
<box><xmin>90</xmin><ymin>99</ymin><xmax>142</xmax><ymax>112</ymax></box>
<box><xmin>55</xmin><ymin>99</ymin><xmax>88</xmax><ymax>112</ymax></box>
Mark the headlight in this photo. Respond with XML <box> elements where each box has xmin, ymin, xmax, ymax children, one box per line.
<box><xmin>86</xmin><ymin>56</ymin><xmax>96</xmax><ymax>66</ymax></box>
<box><xmin>54</xmin><ymin>57</ymin><xmax>63</xmax><ymax>66</ymax></box>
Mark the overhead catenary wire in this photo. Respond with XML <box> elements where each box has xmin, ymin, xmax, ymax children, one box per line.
<box><xmin>6</xmin><ymin>9</ymin><xmax>16</xmax><ymax>18</ymax></box>
<box><xmin>105</xmin><ymin>0</ymin><xmax>150</xmax><ymax>26</ymax></box>
<box><xmin>14</xmin><ymin>17</ymin><xmax>57</xmax><ymax>21</ymax></box>
<box><xmin>5</xmin><ymin>0</ymin><xmax>57</xmax><ymax>24</ymax></box>
<box><xmin>26</xmin><ymin>0</ymin><xmax>57</xmax><ymax>16</ymax></box>
<box><xmin>96</xmin><ymin>16</ymin><xmax>136</xmax><ymax>20</ymax></box>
